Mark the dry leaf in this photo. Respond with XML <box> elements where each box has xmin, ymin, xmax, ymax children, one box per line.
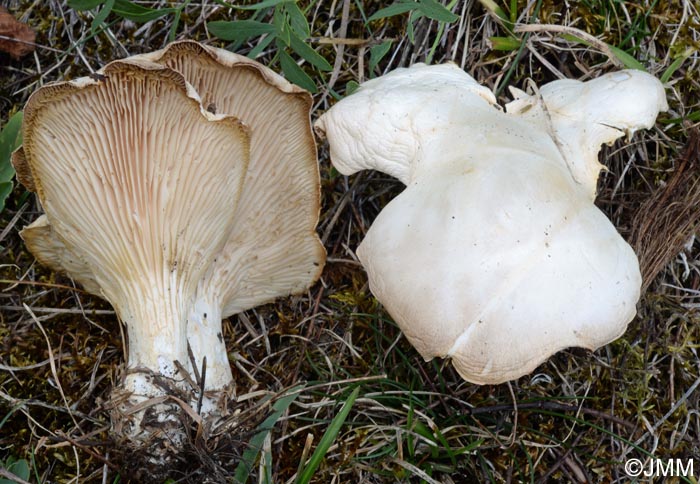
<box><xmin>0</xmin><ymin>7</ymin><xmax>35</xmax><ymax>60</ymax></box>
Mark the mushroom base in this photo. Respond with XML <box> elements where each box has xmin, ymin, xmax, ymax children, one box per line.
<box><xmin>109</xmin><ymin>373</ymin><xmax>234</xmax><ymax>481</ymax></box>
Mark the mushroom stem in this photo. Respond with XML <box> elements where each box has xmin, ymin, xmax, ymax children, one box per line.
<box><xmin>118</xmin><ymin>274</ymin><xmax>191</xmax><ymax>398</ymax></box>
<box><xmin>188</xmin><ymin>297</ymin><xmax>233</xmax><ymax>397</ymax></box>
<box><xmin>108</xmin><ymin>275</ymin><xmax>232</xmax><ymax>465</ymax></box>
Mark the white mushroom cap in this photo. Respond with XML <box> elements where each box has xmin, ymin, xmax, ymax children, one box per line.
<box><xmin>17</xmin><ymin>58</ymin><xmax>250</xmax><ymax>395</ymax></box>
<box><xmin>316</xmin><ymin>64</ymin><xmax>667</xmax><ymax>384</ymax></box>
<box><xmin>315</xmin><ymin>63</ymin><xmax>497</xmax><ymax>185</ymax></box>
<box><xmin>506</xmin><ymin>70</ymin><xmax>668</xmax><ymax>199</ymax></box>
<box><xmin>356</xmin><ymin>152</ymin><xmax>641</xmax><ymax>384</ymax></box>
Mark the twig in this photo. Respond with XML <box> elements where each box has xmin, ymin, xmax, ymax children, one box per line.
<box><xmin>506</xmin><ymin>381</ymin><xmax>518</xmax><ymax>448</ymax></box>
<box><xmin>0</xmin><ymin>280</ymin><xmax>91</xmax><ymax>293</ymax></box>
<box><xmin>314</xmin><ymin>36</ymin><xmax>370</xmax><ymax>46</ymax></box>
<box><xmin>0</xmin><ymin>305</ymin><xmax>114</xmax><ymax>315</ymax></box>
<box><xmin>53</xmin><ymin>431</ymin><xmax>120</xmax><ymax>471</ymax></box>
<box><xmin>0</xmin><ymin>203</ymin><xmax>27</xmax><ymax>243</ymax></box>
<box><xmin>390</xmin><ymin>458</ymin><xmax>442</xmax><ymax>484</ymax></box>
<box><xmin>513</xmin><ymin>23</ymin><xmax>625</xmax><ymax>68</ymax></box>
<box><xmin>469</xmin><ymin>400</ymin><xmax>638</xmax><ymax>432</ymax></box>
<box><xmin>0</xmin><ymin>34</ymin><xmax>62</xmax><ymax>53</ymax></box>
<box><xmin>197</xmin><ymin>356</ymin><xmax>207</xmax><ymax>415</ymax></box>
<box><xmin>315</xmin><ymin>0</ymin><xmax>351</xmax><ymax>110</ymax></box>
<box><xmin>0</xmin><ymin>353</ymin><xmax>72</xmax><ymax>372</ymax></box>
<box><xmin>0</xmin><ymin>389</ymin><xmax>97</xmax><ymax>422</ymax></box>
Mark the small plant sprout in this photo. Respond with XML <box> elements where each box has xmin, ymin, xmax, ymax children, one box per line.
<box><xmin>316</xmin><ymin>63</ymin><xmax>667</xmax><ymax>385</ymax></box>
<box><xmin>14</xmin><ymin>42</ymin><xmax>324</xmax><ymax>470</ymax></box>
<box><xmin>0</xmin><ymin>111</ymin><xmax>23</xmax><ymax>213</ymax></box>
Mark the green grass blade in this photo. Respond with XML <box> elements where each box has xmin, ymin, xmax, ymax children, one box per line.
<box><xmin>0</xmin><ymin>111</ymin><xmax>23</xmax><ymax>213</ymax></box>
<box><xmin>477</xmin><ymin>0</ymin><xmax>510</xmax><ymax>24</ymax></box>
<box><xmin>261</xmin><ymin>433</ymin><xmax>273</xmax><ymax>484</ymax></box>
<box><xmin>661</xmin><ymin>48</ymin><xmax>695</xmax><ymax>83</ymax></box>
<box><xmin>247</xmin><ymin>32</ymin><xmax>277</xmax><ymax>59</ymax></box>
<box><xmin>559</xmin><ymin>33</ymin><xmax>646</xmax><ymax>71</ymax></box>
<box><xmin>279</xmin><ymin>49</ymin><xmax>317</xmax><ymax>92</ymax></box>
<box><xmin>208</xmin><ymin>20</ymin><xmax>276</xmax><ymax>41</ymax></box>
<box><xmin>345</xmin><ymin>80</ymin><xmax>360</xmax><ymax>95</ymax></box>
<box><xmin>0</xmin><ymin>111</ymin><xmax>23</xmax><ymax>182</ymax></box>
<box><xmin>407</xmin><ymin>10</ymin><xmax>416</xmax><ymax>43</ymax></box>
<box><xmin>368</xmin><ymin>2</ymin><xmax>420</xmax><ymax>21</ymax></box>
<box><xmin>296</xmin><ymin>386</ymin><xmax>360</xmax><ymax>484</ymax></box>
<box><xmin>428</xmin><ymin>424</ymin><xmax>457</xmax><ymax>466</ymax></box>
<box><xmin>369</xmin><ymin>40</ymin><xmax>393</xmax><ymax>76</ymax></box>
<box><xmin>289</xmin><ymin>32</ymin><xmax>332</xmax><ymax>71</ymax></box>
<box><xmin>493</xmin><ymin>0</ymin><xmax>543</xmax><ymax>97</ymax></box>
<box><xmin>417</xmin><ymin>0</ymin><xmax>458</xmax><ymax>23</ymax></box>
<box><xmin>8</xmin><ymin>459</ymin><xmax>30</xmax><ymax>482</ymax></box>
<box><xmin>285</xmin><ymin>2</ymin><xmax>310</xmax><ymax>39</ymax></box>
<box><xmin>489</xmin><ymin>36</ymin><xmax>521</xmax><ymax>51</ymax></box>
<box><xmin>234</xmin><ymin>385</ymin><xmax>304</xmax><ymax>484</ymax></box>
<box><xmin>274</xmin><ymin>6</ymin><xmax>291</xmax><ymax>46</ymax></box>
<box><xmin>112</xmin><ymin>0</ymin><xmax>176</xmax><ymax>22</ymax></box>
<box><xmin>234</xmin><ymin>0</ymin><xmax>288</xmax><ymax>10</ymax></box>
<box><xmin>608</xmin><ymin>45</ymin><xmax>646</xmax><ymax>71</ymax></box>
<box><xmin>91</xmin><ymin>0</ymin><xmax>114</xmax><ymax>35</ymax></box>
<box><xmin>0</xmin><ymin>182</ymin><xmax>13</xmax><ymax>212</ymax></box>
<box><xmin>168</xmin><ymin>0</ymin><xmax>190</xmax><ymax>42</ymax></box>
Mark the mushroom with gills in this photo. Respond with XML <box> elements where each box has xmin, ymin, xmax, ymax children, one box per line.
<box><xmin>14</xmin><ymin>43</ymin><xmax>324</xmax><ymax>468</ymax></box>
<box><xmin>315</xmin><ymin>63</ymin><xmax>667</xmax><ymax>385</ymax></box>
<box><xmin>130</xmin><ymin>40</ymin><xmax>325</xmax><ymax>393</ymax></box>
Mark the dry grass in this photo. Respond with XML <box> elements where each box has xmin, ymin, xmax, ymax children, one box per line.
<box><xmin>1</xmin><ymin>0</ymin><xmax>700</xmax><ymax>482</ymax></box>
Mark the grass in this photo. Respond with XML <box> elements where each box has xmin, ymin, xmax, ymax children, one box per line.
<box><xmin>1</xmin><ymin>0</ymin><xmax>699</xmax><ymax>482</ymax></box>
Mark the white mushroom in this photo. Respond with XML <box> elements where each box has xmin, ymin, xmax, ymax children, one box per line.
<box><xmin>316</xmin><ymin>64</ymin><xmax>667</xmax><ymax>385</ymax></box>
<box><xmin>14</xmin><ymin>43</ymin><xmax>324</xmax><ymax>464</ymax></box>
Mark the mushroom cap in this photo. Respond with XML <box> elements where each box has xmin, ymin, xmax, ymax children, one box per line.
<box><xmin>20</xmin><ymin>215</ymin><xmax>101</xmax><ymax>295</ymax></box>
<box><xmin>18</xmin><ymin>41</ymin><xmax>325</xmax><ymax>317</ymax></box>
<box><xmin>132</xmin><ymin>40</ymin><xmax>325</xmax><ymax>316</ymax></box>
<box><xmin>18</xmin><ymin>58</ymin><xmax>250</xmax><ymax>371</ymax></box>
<box><xmin>317</xmin><ymin>63</ymin><xmax>666</xmax><ymax>384</ymax></box>
<box><xmin>356</xmin><ymin>152</ymin><xmax>640</xmax><ymax>384</ymax></box>
<box><xmin>506</xmin><ymin>70</ymin><xmax>669</xmax><ymax>199</ymax></box>
<box><xmin>315</xmin><ymin>62</ymin><xmax>497</xmax><ymax>185</ymax></box>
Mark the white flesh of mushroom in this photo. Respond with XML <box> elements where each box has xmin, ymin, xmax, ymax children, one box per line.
<box><xmin>315</xmin><ymin>64</ymin><xmax>667</xmax><ymax>385</ymax></box>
